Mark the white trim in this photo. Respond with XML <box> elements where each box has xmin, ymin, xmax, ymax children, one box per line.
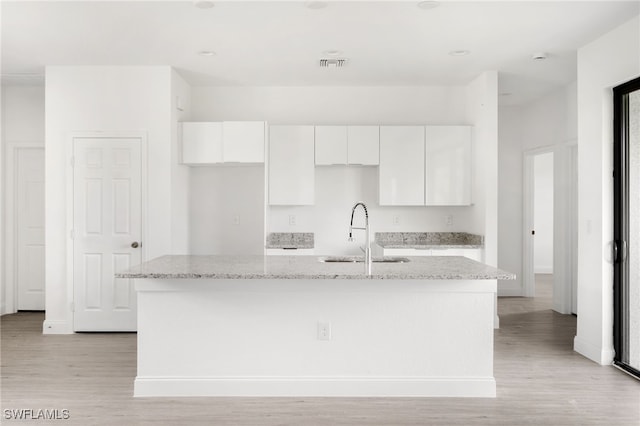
<box><xmin>67</xmin><ymin>131</ymin><xmax>148</xmax><ymax>332</ymax></box>
<box><xmin>134</xmin><ymin>376</ymin><xmax>496</xmax><ymax>398</ymax></box>
<box><xmin>42</xmin><ymin>319</ymin><xmax>72</xmax><ymax>334</ymax></box>
<box><xmin>574</xmin><ymin>336</ymin><xmax>615</xmax><ymax>366</ymax></box>
<box><xmin>4</xmin><ymin>142</ymin><xmax>45</xmax><ymax>315</ymax></box>
<box><xmin>522</xmin><ymin>152</ymin><xmax>536</xmax><ymax>298</ymax></box>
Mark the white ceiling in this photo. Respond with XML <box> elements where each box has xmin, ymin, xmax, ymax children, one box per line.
<box><xmin>2</xmin><ymin>1</ymin><xmax>639</xmax><ymax>105</ymax></box>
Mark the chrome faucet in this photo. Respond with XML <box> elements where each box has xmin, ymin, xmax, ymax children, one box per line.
<box><xmin>349</xmin><ymin>202</ymin><xmax>371</xmax><ymax>275</ymax></box>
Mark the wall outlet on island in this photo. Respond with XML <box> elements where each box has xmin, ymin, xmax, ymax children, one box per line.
<box><xmin>445</xmin><ymin>215</ymin><xmax>453</xmax><ymax>226</ymax></box>
<box><xmin>393</xmin><ymin>215</ymin><xmax>400</xmax><ymax>226</ymax></box>
<box><xmin>317</xmin><ymin>321</ymin><xmax>331</xmax><ymax>341</ymax></box>
<box><xmin>289</xmin><ymin>215</ymin><xmax>296</xmax><ymax>226</ymax></box>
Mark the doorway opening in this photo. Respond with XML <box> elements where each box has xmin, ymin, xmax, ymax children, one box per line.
<box><xmin>533</xmin><ymin>152</ymin><xmax>554</xmax><ymax>308</ymax></box>
<box><xmin>523</xmin><ymin>144</ymin><xmax>577</xmax><ymax>315</ymax></box>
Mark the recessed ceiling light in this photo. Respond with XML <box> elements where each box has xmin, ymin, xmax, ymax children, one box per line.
<box><xmin>305</xmin><ymin>1</ymin><xmax>328</xmax><ymax>9</ymax></box>
<box><xmin>417</xmin><ymin>1</ymin><xmax>441</xmax><ymax>10</ymax></box>
<box><xmin>531</xmin><ymin>52</ymin><xmax>548</xmax><ymax>60</ymax></box>
<box><xmin>323</xmin><ymin>50</ymin><xmax>343</xmax><ymax>57</ymax></box>
<box><xmin>193</xmin><ymin>0</ymin><xmax>215</xmax><ymax>9</ymax></box>
<box><xmin>449</xmin><ymin>50</ymin><xmax>470</xmax><ymax>56</ymax></box>
<box><xmin>198</xmin><ymin>50</ymin><xmax>216</xmax><ymax>57</ymax></box>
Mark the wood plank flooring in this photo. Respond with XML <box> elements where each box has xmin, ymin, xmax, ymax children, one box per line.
<box><xmin>1</xmin><ymin>275</ymin><xmax>638</xmax><ymax>425</ymax></box>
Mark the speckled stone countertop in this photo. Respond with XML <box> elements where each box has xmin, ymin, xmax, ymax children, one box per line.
<box><xmin>266</xmin><ymin>233</ymin><xmax>314</xmax><ymax>249</ymax></box>
<box><xmin>116</xmin><ymin>255</ymin><xmax>514</xmax><ymax>281</ymax></box>
<box><xmin>375</xmin><ymin>232</ymin><xmax>484</xmax><ymax>249</ymax></box>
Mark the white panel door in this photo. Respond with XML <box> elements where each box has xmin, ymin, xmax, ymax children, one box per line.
<box><xmin>379</xmin><ymin>126</ymin><xmax>425</xmax><ymax>206</ymax></box>
<box><xmin>16</xmin><ymin>148</ymin><xmax>45</xmax><ymax>310</ymax></box>
<box><xmin>73</xmin><ymin>137</ymin><xmax>142</xmax><ymax>331</ymax></box>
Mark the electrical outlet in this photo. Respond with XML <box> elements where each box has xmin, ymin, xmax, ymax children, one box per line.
<box><xmin>317</xmin><ymin>321</ymin><xmax>331</xmax><ymax>341</ymax></box>
<box><xmin>233</xmin><ymin>214</ymin><xmax>240</xmax><ymax>225</ymax></box>
<box><xmin>393</xmin><ymin>215</ymin><xmax>400</xmax><ymax>226</ymax></box>
<box><xmin>445</xmin><ymin>215</ymin><xmax>453</xmax><ymax>226</ymax></box>
<box><xmin>289</xmin><ymin>215</ymin><xmax>296</xmax><ymax>226</ymax></box>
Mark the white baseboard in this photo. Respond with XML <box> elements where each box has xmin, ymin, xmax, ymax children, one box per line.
<box><xmin>43</xmin><ymin>320</ymin><xmax>73</xmax><ymax>334</ymax></box>
<box><xmin>134</xmin><ymin>376</ymin><xmax>497</xmax><ymax>398</ymax></box>
<box><xmin>574</xmin><ymin>336</ymin><xmax>615</xmax><ymax>365</ymax></box>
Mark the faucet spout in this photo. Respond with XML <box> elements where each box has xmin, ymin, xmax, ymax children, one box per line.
<box><xmin>349</xmin><ymin>202</ymin><xmax>371</xmax><ymax>275</ymax></box>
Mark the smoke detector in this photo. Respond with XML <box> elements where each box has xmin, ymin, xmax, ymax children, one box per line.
<box><xmin>319</xmin><ymin>58</ymin><xmax>348</xmax><ymax>68</ymax></box>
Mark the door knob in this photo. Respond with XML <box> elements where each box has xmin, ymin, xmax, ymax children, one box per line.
<box><xmin>131</xmin><ymin>242</ymin><xmax>140</xmax><ymax>248</ymax></box>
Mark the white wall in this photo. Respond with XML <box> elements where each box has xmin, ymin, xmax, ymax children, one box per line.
<box><xmin>189</xmin><ymin>165</ymin><xmax>265</xmax><ymax>255</ymax></box>
<box><xmin>191</xmin><ymin>84</ymin><xmax>498</xmax><ymax>256</ymax></box>
<box><xmin>465</xmin><ymin>71</ymin><xmax>499</xmax><ymax>268</ymax></box>
<box><xmin>44</xmin><ymin>66</ymin><xmax>179</xmax><ymax>333</ymax></box>
<box><xmin>575</xmin><ymin>15</ymin><xmax>640</xmax><ymax>365</ymax></box>
<box><xmin>171</xmin><ymin>70</ymin><xmax>192</xmax><ymax>254</ymax></box>
<box><xmin>1</xmin><ymin>85</ymin><xmax>45</xmax><ymax>315</ymax></box>
<box><xmin>534</xmin><ymin>152</ymin><xmax>554</xmax><ymax>274</ymax></box>
<box><xmin>498</xmin><ymin>82</ymin><xmax>577</xmax><ymax>298</ymax></box>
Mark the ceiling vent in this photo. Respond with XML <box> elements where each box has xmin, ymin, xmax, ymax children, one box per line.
<box><xmin>319</xmin><ymin>58</ymin><xmax>347</xmax><ymax>68</ymax></box>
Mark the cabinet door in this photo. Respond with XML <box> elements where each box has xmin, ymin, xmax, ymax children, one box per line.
<box><xmin>269</xmin><ymin>125</ymin><xmax>315</xmax><ymax>205</ymax></box>
<box><xmin>348</xmin><ymin>126</ymin><xmax>379</xmax><ymax>165</ymax></box>
<box><xmin>181</xmin><ymin>122</ymin><xmax>223</xmax><ymax>164</ymax></box>
<box><xmin>223</xmin><ymin>121</ymin><xmax>265</xmax><ymax>163</ymax></box>
<box><xmin>315</xmin><ymin>125</ymin><xmax>347</xmax><ymax>165</ymax></box>
<box><xmin>379</xmin><ymin>126</ymin><xmax>425</xmax><ymax>206</ymax></box>
<box><xmin>425</xmin><ymin>126</ymin><xmax>472</xmax><ymax>206</ymax></box>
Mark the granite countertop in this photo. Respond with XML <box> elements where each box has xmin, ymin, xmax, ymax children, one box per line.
<box><xmin>116</xmin><ymin>255</ymin><xmax>515</xmax><ymax>281</ymax></box>
<box><xmin>375</xmin><ymin>232</ymin><xmax>484</xmax><ymax>249</ymax></box>
<box><xmin>266</xmin><ymin>233</ymin><xmax>314</xmax><ymax>249</ymax></box>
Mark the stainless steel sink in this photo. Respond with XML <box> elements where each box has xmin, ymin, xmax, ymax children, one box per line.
<box><xmin>318</xmin><ymin>256</ymin><xmax>410</xmax><ymax>263</ymax></box>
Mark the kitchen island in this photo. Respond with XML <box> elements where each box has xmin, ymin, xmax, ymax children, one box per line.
<box><xmin>117</xmin><ymin>255</ymin><xmax>514</xmax><ymax>398</ymax></box>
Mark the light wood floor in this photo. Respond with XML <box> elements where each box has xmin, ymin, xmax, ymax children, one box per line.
<box><xmin>2</xmin><ymin>275</ymin><xmax>638</xmax><ymax>425</ymax></box>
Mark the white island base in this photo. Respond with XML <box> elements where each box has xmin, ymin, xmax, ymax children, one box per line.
<box><xmin>134</xmin><ymin>278</ymin><xmax>496</xmax><ymax>398</ymax></box>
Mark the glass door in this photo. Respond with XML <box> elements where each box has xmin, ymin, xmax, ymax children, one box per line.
<box><xmin>613</xmin><ymin>76</ymin><xmax>640</xmax><ymax>378</ymax></box>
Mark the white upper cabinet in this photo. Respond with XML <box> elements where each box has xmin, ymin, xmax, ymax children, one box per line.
<box><xmin>315</xmin><ymin>126</ymin><xmax>348</xmax><ymax>165</ymax></box>
<box><xmin>223</xmin><ymin>121</ymin><xmax>265</xmax><ymax>163</ymax></box>
<box><xmin>181</xmin><ymin>122</ymin><xmax>223</xmax><ymax>164</ymax></box>
<box><xmin>269</xmin><ymin>125</ymin><xmax>315</xmax><ymax>205</ymax></box>
<box><xmin>180</xmin><ymin>121</ymin><xmax>265</xmax><ymax>165</ymax></box>
<box><xmin>347</xmin><ymin>125</ymin><xmax>379</xmax><ymax>165</ymax></box>
<box><xmin>379</xmin><ymin>126</ymin><xmax>425</xmax><ymax>206</ymax></box>
<box><xmin>425</xmin><ymin>126</ymin><xmax>472</xmax><ymax>206</ymax></box>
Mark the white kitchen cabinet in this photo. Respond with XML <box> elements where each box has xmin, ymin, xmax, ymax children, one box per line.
<box><xmin>269</xmin><ymin>125</ymin><xmax>315</xmax><ymax>205</ymax></box>
<box><xmin>181</xmin><ymin>121</ymin><xmax>265</xmax><ymax>165</ymax></box>
<box><xmin>315</xmin><ymin>126</ymin><xmax>348</xmax><ymax>165</ymax></box>
<box><xmin>425</xmin><ymin>125</ymin><xmax>472</xmax><ymax>206</ymax></box>
<box><xmin>181</xmin><ymin>122</ymin><xmax>223</xmax><ymax>164</ymax></box>
<box><xmin>223</xmin><ymin>121</ymin><xmax>265</xmax><ymax>163</ymax></box>
<box><xmin>379</xmin><ymin>126</ymin><xmax>425</xmax><ymax>206</ymax></box>
<box><xmin>348</xmin><ymin>125</ymin><xmax>379</xmax><ymax>165</ymax></box>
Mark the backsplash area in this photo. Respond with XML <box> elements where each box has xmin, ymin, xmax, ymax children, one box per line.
<box><xmin>375</xmin><ymin>232</ymin><xmax>484</xmax><ymax>248</ymax></box>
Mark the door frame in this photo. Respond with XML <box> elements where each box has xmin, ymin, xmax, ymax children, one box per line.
<box><xmin>4</xmin><ymin>142</ymin><xmax>45</xmax><ymax>315</ymax></box>
<box><xmin>66</xmin><ymin>131</ymin><xmax>148</xmax><ymax>330</ymax></box>
<box><xmin>612</xmin><ymin>76</ymin><xmax>640</xmax><ymax>377</ymax></box>
<box><xmin>523</xmin><ymin>141</ymin><xmax>577</xmax><ymax>314</ymax></box>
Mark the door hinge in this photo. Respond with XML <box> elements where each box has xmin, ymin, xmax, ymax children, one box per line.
<box><xmin>70</xmin><ymin>156</ymin><xmax>75</xmax><ymax>167</ymax></box>
<box><xmin>70</xmin><ymin>229</ymin><xmax>75</xmax><ymax>240</ymax></box>
<box><xmin>70</xmin><ymin>301</ymin><xmax>75</xmax><ymax>312</ymax></box>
